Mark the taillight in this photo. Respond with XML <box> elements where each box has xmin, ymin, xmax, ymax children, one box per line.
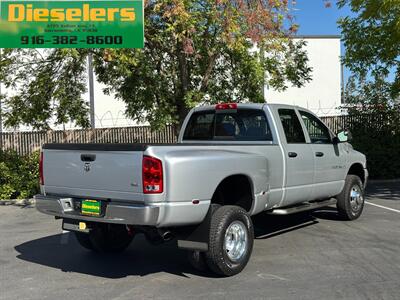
<box><xmin>142</xmin><ymin>156</ymin><xmax>163</xmax><ymax>194</ymax></box>
<box><xmin>215</xmin><ymin>103</ymin><xmax>237</xmax><ymax>110</ymax></box>
<box><xmin>39</xmin><ymin>151</ymin><xmax>44</xmax><ymax>185</ymax></box>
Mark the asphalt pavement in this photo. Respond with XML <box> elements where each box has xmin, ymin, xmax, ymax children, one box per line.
<box><xmin>0</xmin><ymin>181</ymin><xmax>399</xmax><ymax>300</ymax></box>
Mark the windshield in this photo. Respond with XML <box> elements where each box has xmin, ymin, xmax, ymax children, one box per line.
<box><xmin>183</xmin><ymin>109</ymin><xmax>273</xmax><ymax>141</ymax></box>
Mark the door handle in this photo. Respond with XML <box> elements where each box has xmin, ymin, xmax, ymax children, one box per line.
<box><xmin>81</xmin><ymin>154</ymin><xmax>96</xmax><ymax>162</ymax></box>
<box><xmin>288</xmin><ymin>152</ymin><xmax>298</xmax><ymax>158</ymax></box>
<box><xmin>315</xmin><ymin>152</ymin><xmax>324</xmax><ymax>157</ymax></box>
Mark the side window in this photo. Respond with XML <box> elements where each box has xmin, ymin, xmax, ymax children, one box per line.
<box><xmin>299</xmin><ymin>111</ymin><xmax>332</xmax><ymax>144</ymax></box>
<box><xmin>278</xmin><ymin>109</ymin><xmax>306</xmax><ymax>143</ymax></box>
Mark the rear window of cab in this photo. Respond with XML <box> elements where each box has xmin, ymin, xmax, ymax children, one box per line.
<box><xmin>183</xmin><ymin>109</ymin><xmax>273</xmax><ymax>141</ymax></box>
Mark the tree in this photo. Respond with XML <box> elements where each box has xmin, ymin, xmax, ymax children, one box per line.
<box><xmin>344</xmin><ymin>73</ymin><xmax>396</xmax><ymax>109</ymax></box>
<box><xmin>1</xmin><ymin>0</ymin><xmax>312</xmax><ymax>131</ymax></box>
<box><xmin>0</xmin><ymin>49</ymin><xmax>90</xmax><ymax>130</ymax></box>
<box><xmin>338</xmin><ymin>0</ymin><xmax>400</xmax><ymax>98</ymax></box>
<box><xmin>338</xmin><ymin>0</ymin><xmax>400</xmax><ymax>179</ymax></box>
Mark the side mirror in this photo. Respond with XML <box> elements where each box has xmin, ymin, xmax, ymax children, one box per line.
<box><xmin>332</xmin><ymin>136</ymin><xmax>340</xmax><ymax>145</ymax></box>
<box><xmin>336</xmin><ymin>130</ymin><xmax>352</xmax><ymax>143</ymax></box>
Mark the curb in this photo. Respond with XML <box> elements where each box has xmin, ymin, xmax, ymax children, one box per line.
<box><xmin>0</xmin><ymin>199</ymin><xmax>35</xmax><ymax>206</ymax></box>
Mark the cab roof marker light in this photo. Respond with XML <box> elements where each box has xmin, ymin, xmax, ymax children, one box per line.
<box><xmin>215</xmin><ymin>103</ymin><xmax>238</xmax><ymax>110</ymax></box>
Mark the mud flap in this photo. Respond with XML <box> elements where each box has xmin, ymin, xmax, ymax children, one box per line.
<box><xmin>175</xmin><ymin>205</ymin><xmax>215</xmax><ymax>252</ymax></box>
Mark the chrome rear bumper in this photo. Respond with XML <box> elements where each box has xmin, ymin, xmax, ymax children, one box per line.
<box><xmin>34</xmin><ymin>194</ymin><xmax>159</xmax><ymax>226</ymax></box>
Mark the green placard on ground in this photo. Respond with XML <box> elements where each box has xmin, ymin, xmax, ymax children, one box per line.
<box><xmin>0</xmin><ymin>0</ymin><xmax>144</xmax><ymax>48</ymax></box>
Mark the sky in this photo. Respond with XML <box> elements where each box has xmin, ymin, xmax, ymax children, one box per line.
<box><xmin>292</xmin><ymin>1</ymin><xmax>352</xmax><ymax>36</ymax></box>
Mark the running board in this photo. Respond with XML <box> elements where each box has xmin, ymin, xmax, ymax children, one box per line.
<box><xmin>269</xmin><ymin>198</ymin><xmax>337</xmax><ymax>215</ymax></box>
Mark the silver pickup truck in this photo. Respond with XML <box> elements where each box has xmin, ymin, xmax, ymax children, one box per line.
<box><xmin>35</xmin><ymin>103</ymin><xmax>368</xmax><ymax>276</ymax></box>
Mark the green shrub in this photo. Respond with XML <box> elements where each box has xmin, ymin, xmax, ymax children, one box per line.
<box><xmin>346</xmin><ymin>106</ymin><xmax>400</xmax><ymax>179</ymax></box>
<box><xmin>0</xmin><ymin>150</ymin><xmax>40</xmax><ymax>199</ymax></box>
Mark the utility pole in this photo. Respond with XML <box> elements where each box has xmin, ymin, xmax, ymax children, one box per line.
<box><xmin>88</xmin><ymin>52</ymin><xmax>95</xmax><ymax>128</ymax></box>
<box><xmin>260</xmin><ymin>43</ymin><xmax>266</xmax><ymax>102</ymax></box>
<box><xmin>341</xmin><ymin>62</ymin><xmax>345</xmax><ymax>104</ymax></box>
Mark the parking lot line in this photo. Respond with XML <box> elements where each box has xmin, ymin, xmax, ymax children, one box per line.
<box><xmin>365</xmin><ymin>201</ymin><xmax>400</xmax><ymax>213</ymax></box>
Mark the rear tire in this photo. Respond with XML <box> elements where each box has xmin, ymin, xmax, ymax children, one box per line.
<box><xmin>76</xmin><ymin>224</ymin><xmax>134</xmax><ymax>253</ymax></box>
<box><xmin>205</xmin><ymin>205</ymin><xmax>254</xmax><ymax>276</ymax></box>
<box><xmin>336</xmin><ymin>175</ymin><xmax>365</xmax><ymax>220</ymax></box>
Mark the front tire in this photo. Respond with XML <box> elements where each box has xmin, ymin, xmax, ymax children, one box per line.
<box><xmin>205</xmin><ymin>205</ymin><xmax>254</xmax><ymax>276</ymax></box>
<box><xmin>336</xmin><ymin>175</ymin><xmax>365</xmax><ymax>220</ymax></box>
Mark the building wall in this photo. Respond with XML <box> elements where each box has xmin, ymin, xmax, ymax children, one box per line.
<box><xmin>89</xmin><ymin>80</ymin><xmax>143</xmax><ymax>128</ymax></box>
<box><xmin>265</xmin><ymin>36</ymin><xmax>342</xmax><ymax>116</ymax></box>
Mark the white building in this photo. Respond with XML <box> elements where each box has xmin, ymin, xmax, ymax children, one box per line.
<box><xmin>89</xmin><ymin>80</ymin><xmax>140</xmax><ymax>128</ymax></box>
<box><xmin>265</xmin><ymin>35</ymin><xmax>343</xmax><ymax>116</ymax></box>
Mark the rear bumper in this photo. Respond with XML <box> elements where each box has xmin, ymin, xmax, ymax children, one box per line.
<box><xmin>34</xmin><ymin>194</ymin><xmax>160</xmax><ymax>226</ymax></box>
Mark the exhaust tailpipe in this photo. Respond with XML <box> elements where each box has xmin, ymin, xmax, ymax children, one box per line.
<box><xmin>158</xmin><ymin>229</ymin><xmax>173</xmax><ymax>241</ymax></box>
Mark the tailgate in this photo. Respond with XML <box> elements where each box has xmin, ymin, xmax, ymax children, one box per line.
<box><xmin>42</xmin><ymin>144</ymin><xmax>145</xmax><ymax>202</ymax></box>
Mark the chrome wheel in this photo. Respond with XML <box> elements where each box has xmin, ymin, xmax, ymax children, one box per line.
<box><xmin>223</xmin><ymin>221</ymin><xmax>248</xmax><ymax>262</ymax></box>
<box><xmin>350</xmin><ymin>184</ymin><xmax>363</xmax><ymax>213</ymax></box>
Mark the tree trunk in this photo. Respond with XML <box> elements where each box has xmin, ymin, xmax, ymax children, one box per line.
<box><xmin>174</xmin><ymin>99</ymin><xmax>190</xmax><ymax>137</ymax></box>
<box><xmin>175</xmin><ymin>42</ymin><xmax>191</xmax><ymax>137</ymax></box>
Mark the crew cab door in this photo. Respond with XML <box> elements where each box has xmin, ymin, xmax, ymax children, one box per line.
<box><xmin>277</xmin><ymin>108</ymin><xmax>315</xmax><ymax>206</ymax></box>
<box><xmin>298</xmin><ymin>110</ymin><xmax>347</xmax><ymax>200</ymax></box>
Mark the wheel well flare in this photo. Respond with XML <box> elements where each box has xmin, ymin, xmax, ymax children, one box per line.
<box><xmin>348</xmin><ymin>163</ymin><xmax>365</xmax><ymax>183</ymax></box>
<box><xmin>211</xmin><ymin>175</ymin><xmax>253</xmax><ymax>212</ymax></box>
